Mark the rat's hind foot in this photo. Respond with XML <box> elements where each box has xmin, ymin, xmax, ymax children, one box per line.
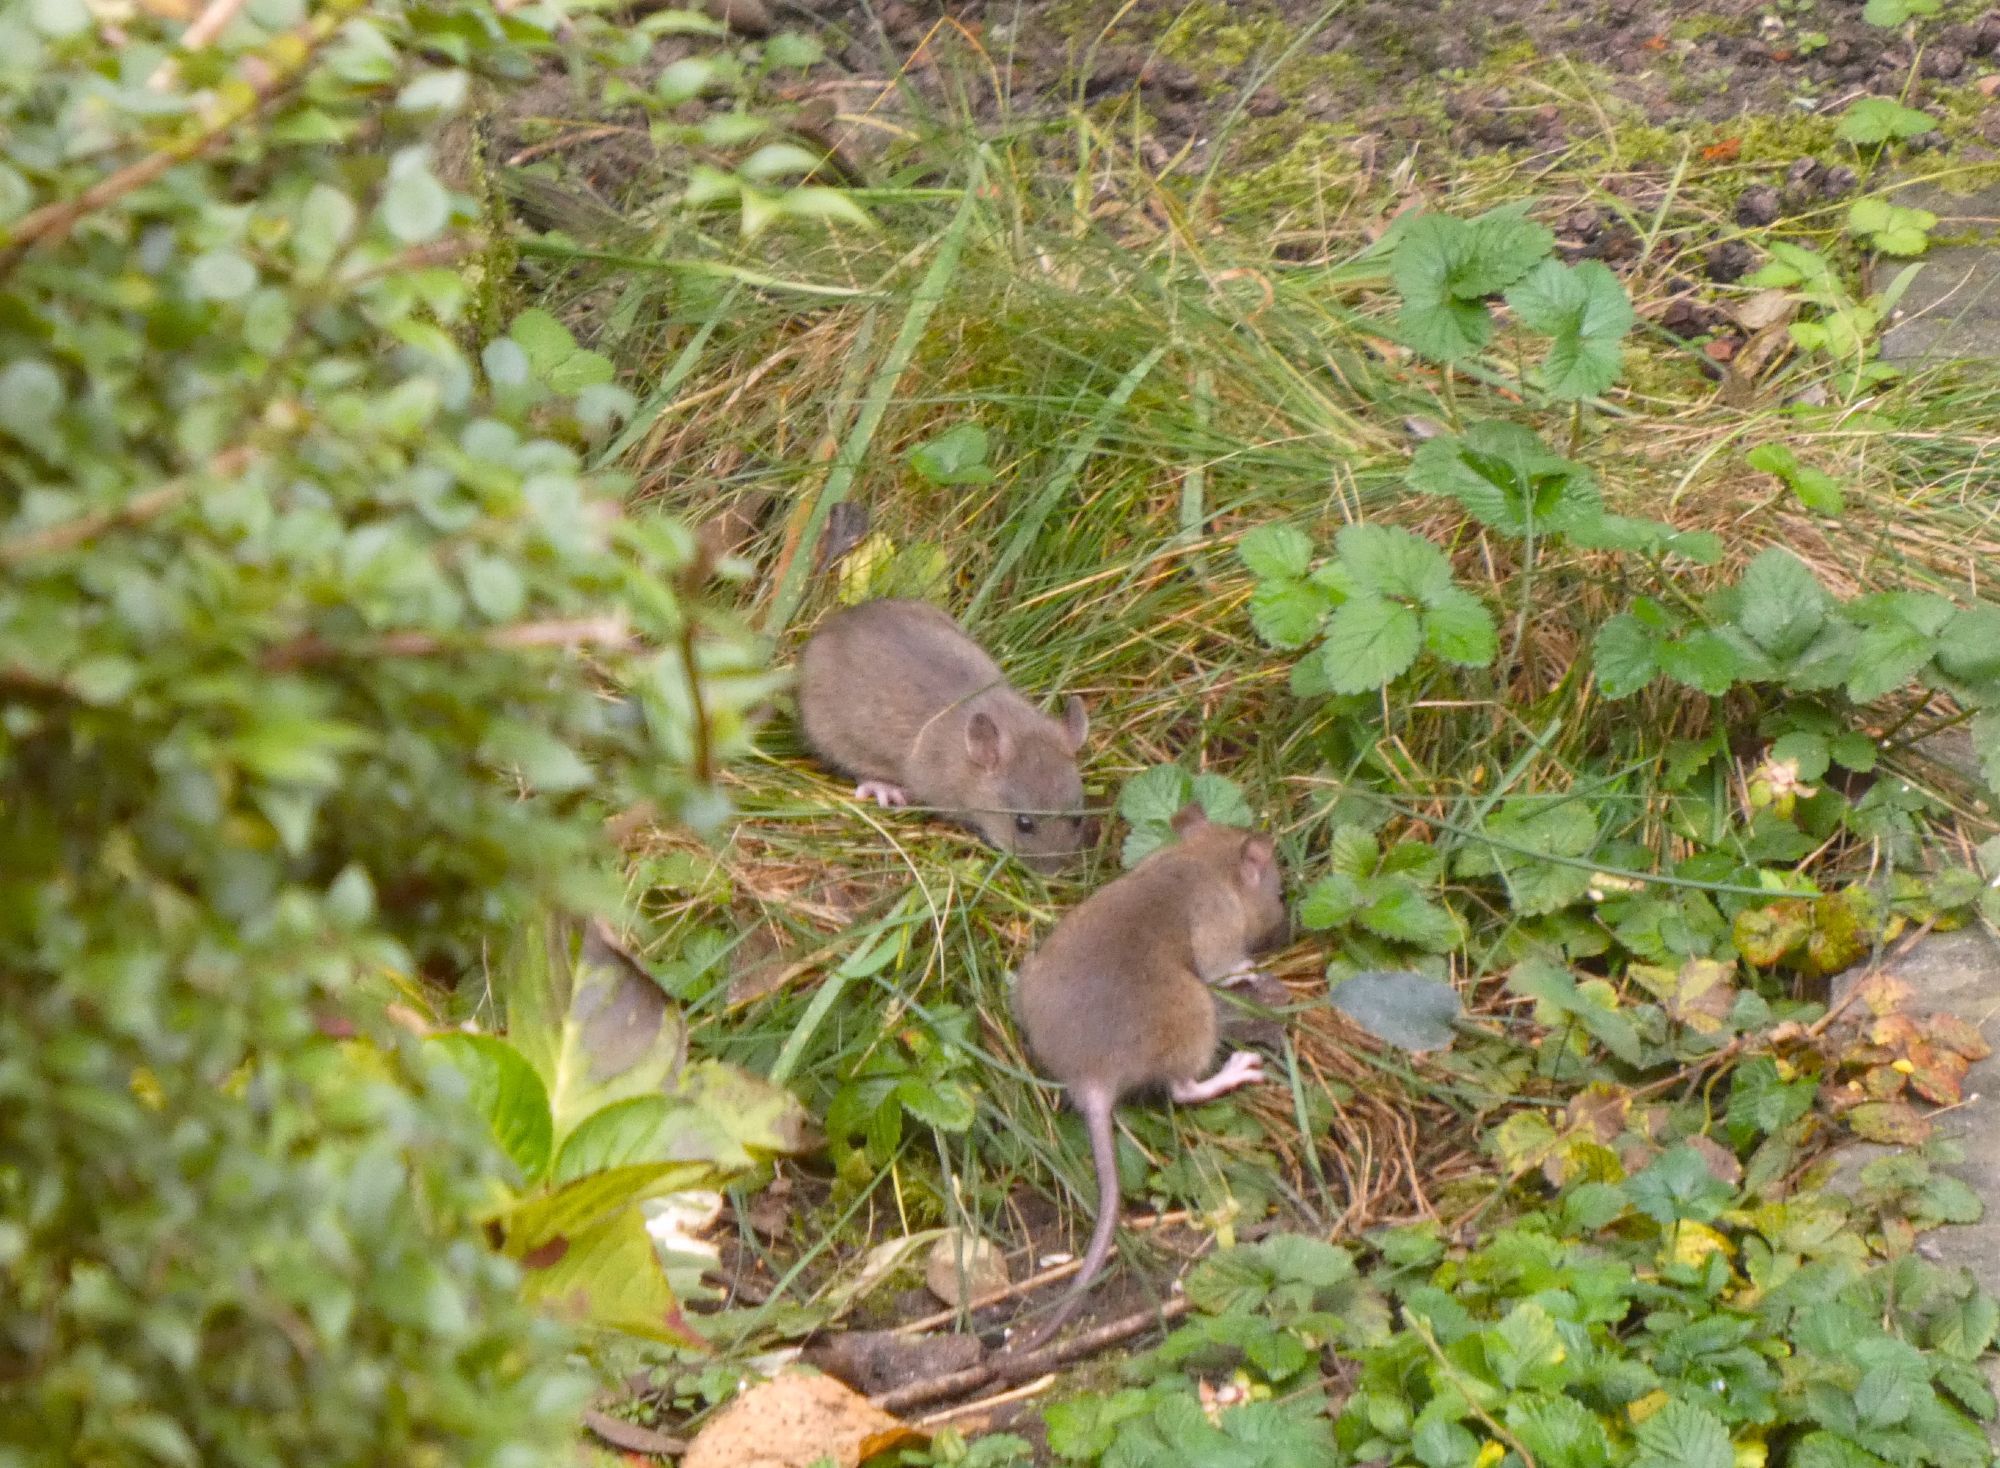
<box><xmin>1215</xmin><ymin>965</ymin><xmax>1273</xmax><ymax>991</ymax></box>
<box><xmin>854</xmin><ymin>781</ymin><xmax>909</xmax><ymax>809</ymax></box>
<box><xmin>1170</xmin><ymin>1050</ymin><xmax>1266</xmax><ymax>1104</ymax></box>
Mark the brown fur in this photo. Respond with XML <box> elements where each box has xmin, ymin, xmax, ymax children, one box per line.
<box><xmin>1006</xmin><ymin>805</ymin><xmax>1289</xmax><ymax>1355</ymax></box>
<box><xmin>797</xmin><ymin>599</ymin><xmax>1088</xmax><ymax>871</ymax></box>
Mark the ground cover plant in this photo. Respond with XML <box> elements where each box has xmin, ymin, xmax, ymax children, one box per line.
<box><xmin>12</xmin><ymin>0</ymin><xmax>2000</xmax><ymax>1463</ymax></box>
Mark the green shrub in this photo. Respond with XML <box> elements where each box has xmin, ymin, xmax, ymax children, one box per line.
<box><xmin>0</xmin><ymin>0</ymin><xmax>767</xmax><ymax>1459</ymax></box>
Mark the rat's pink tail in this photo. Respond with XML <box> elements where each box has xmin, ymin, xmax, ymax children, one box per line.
<box><xmin>1004</xmin><ymin>1085</ymin><xmax>1120</xmax><ymax>1360</ymax></box>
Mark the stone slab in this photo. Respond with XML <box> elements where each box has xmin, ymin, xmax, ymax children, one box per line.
<box><xmin>1877</xmin><ymin>180</ymin><xmax>2000</xmax><ymax>363</ymax></box>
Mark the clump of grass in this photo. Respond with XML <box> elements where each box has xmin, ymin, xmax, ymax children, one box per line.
<box><xmin>499</xmin><ymin>11</ymin><xmax>2000</xmax><ymax>1398</ymax></box>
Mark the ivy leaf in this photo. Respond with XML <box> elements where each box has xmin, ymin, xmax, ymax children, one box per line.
<box><xmin>1504</xmin><ymin>259</ymin><xmax>1634</xmax><ymax>400</ymax></box>
<box><xmin>1238</xmin><ymin>523</ymin><xmax>1315</xmax><ymax>580</ymax></box>
<box><xmin>1320</xmin><ymin>595</ymin><xmax>1423</xmax><ymax>693</ymax></box>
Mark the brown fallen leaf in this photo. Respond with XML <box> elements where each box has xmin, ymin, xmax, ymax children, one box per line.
<box><xmin>683</xmin><ymin>1369</ymin><xmax>925</xmax><ymax>1468</ymax></box>
<box><xmin>1978</xmin><ymin>74</ymin><xmax>2000</xmax><ymax>97</ymax></box>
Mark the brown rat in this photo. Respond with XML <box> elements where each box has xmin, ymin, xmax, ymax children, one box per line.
<box><xmin>1006</xmin><ymin>802</ymin><xmax>1290</xmax><ymax>1356</ymax></box>
<box><xmin>796</xmin><ymin>598</ymin><xmax>1090</xmax><ymax>872</ymax></box>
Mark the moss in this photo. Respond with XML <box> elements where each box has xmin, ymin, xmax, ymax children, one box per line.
<box><xmin>1152</xmin><ymin>0</ymin><xmax>1292</xmax><ymax>74</ymax></box>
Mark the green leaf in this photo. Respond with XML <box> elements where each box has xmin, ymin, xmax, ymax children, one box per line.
<box><xmin>1248</xmin><ymin>577</ymin><xmax>1330</xmax><ymax>650</ymax></box>
<box><xmin>1837</xmin><ymin>97</ymin><xmax>1936</xmax><ymax>145</ymax></box>
<box><xmin>906</xmin><ymin>422</ymin><xmax>994</xmax><ymax>485</ymax></box>
<box><xmin>427</xmin><ymin>1034</ymin><xmax>554</xmax><ymax>1185</ymax></box>
<box><xmin>1929</xmin><ymin>1292</ymin><xmax>2000</xmax><ymax>1359</ymax></box>
<box><xmin>0</xmin><ymin>359</ymin><xmax>65</xmax><ymax>449</ymax></box>
<box><xmin>1656</xmin><ymin>629</ymin><xmax>1745</xmax><ymax>697</ymax></box>
<box><xmin>1392</xmin><ymin>216</ymin><xmax>1497</xmax><ymax>362</ymax></box>
<box><xmin>1423</xmin><ymin>586</ymin><xmax>1498</xmax><ymax>667</ymax></box>
<box><xmin>1934</xmin><ymin>604</ymin><xmax>2000</xmax><ymax>686</ymax></box>
<box><xmin>189</xmin><ymin>251</ymin><xmax>258</xmax><ymax>302</ymax></box>
<box><xmin>739</xmin><ymin>142</ymin><xmax>824</xmax><ymax>182</ymax></box>
<box><xmin>1632</xmin><ymin>1399</ymin><xmax>1733</xmax><ymax>1468</ymax></box>
<box><xmin>1299</xmin><ymin>873</ymin><xmax>1364</xmax><ymax>930</ymax></box>
<box><xmin>1734</xmin><ymin>548</ymin><xmax>1833</xmax><ymax>661</ymax></box>
<box><xmin>513</xmin><ymin>1197</ymin><xmax>700</xmax><ymax>1345</ymax></box>
<box><xmin>500</xmin><ymin>918</ymin><xmax>690</xmax><ymax>1145</ymax></box>
<box><xmin>1626</xmin><ymin>1145</ymin><xmax>1734</xmax><ymax>1225</ymax></box>
<box><xmin>1504</xmin><ymin>259</ymin><xmax>1634</xmax><ymax>400</ymax></box>
<box><xmin>655</xmin><ymin>57</ymin><xmax>719</xmax><ymax>103</ymax></box>
<box><xmin>1118</xmin><ymin>764</ymin><xmax>1195</xmax><ymax>828</ymax></box>
<box><xmin>381</xmin><ymin>154</ymin><xmax>451</xmax><ymax>244</ymax></box>
<box><xmin>1407</xmin><ymin>420</ymin><xmax>1601</xmax><ymax>538</ymax></box>
<box><xmin>465</xmin><ymin>554</ymin><xmax>526</xmax><ymax>620</ymax></box>
<box><xmin>396</xmin><ymin>69</ymin><xmax>469</xmax><ymax>115</ymax></box>
<box><xmin>1320</xmin><ymin>595</ymin><xmax>1422</xmax><ymax>692</ymax></box>
<box><xmin>1864</xmin><ymin>0</ymin><xmax>1940</xmax><ymax>21</ymax></box>
<box><xmin>1593</xmin><ymin>612</ymin><xmax>1659</xmax><ymax>699</ymax></box>
<box><xmin>480</xmin><ymin>722</ymin><xmax>594</xmax><ymax>793</ymax></box>
<box><xmin>1337</xmin><ymin>522</ymin><xmax>1454</xmax><ymax>605</ymax></box>
<box><xmin>1238</xmin><ymin>523</ymin><xmax>1315</xmax><ymax>580</ymax></box>
<box><xmin>1507</xmin><ymin>1391</ymin><xmax>1611</xmax><ymax>1468</ymax></box>
<box><xmin>1325</xmin><ymin>971</ymin><xmax>1462</xmax><ymax>1051</ymax></box>
<box><xmin>763</xmin><ymin>30</ymin><xmax>825</xmax><ymax>66</ymax></box>
<box><xmin>1847</xmin><ymin>620</ymin><xmax>1942</xmax><ymax>703</ymax></box>
<box><xmin>1746</xmin><ymin>442</ymin><xmax>1845</xmax><ymax>515</ymax></box>
<box><xmin>28</xmin><ymin>0</ymin><xmax>89</xmax><ymax>36</ymax></box>
<box><xmin>546</xmin><ymin>350</ymin><xmax>615</xmax><ymax>394</ymax></box>
<box><xmin>1485</xmin><ymin>1301</ymin><xmax>1569</xmax><ymax>1390</ymax></box>
<box><xmin>1355</xmin><ymin>883</ymin><xmax>1460</xmax><ymax>951</ymax></box>
<box><xmin>1188</xmin><ymin>772</ymin><xmax>1255</xmax><ymax>828</ymax></box>
<box><xmin>509</xmin><ymin>309</ymin><xmax>580</xmax><ymax>373</ymax></box>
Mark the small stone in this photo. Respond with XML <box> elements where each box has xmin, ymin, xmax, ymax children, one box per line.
<box><xmin>1660</xmin><ymin>297</ymin><xmax>1714</xmax><ymax>339</ymax></box>
<box><xmin>1785</xmin><ymin>157</ymin><xmax>1824</xmax><ymax>189</ymax></box>
<box><xmin>1246</xmin><ymin>86</ymin><xmax>1285</xmax><ymax>118</ymax></box>
<box><xmin>1924</xmin><ymin>44</ymin><xmax>1967</xmax><ymax>78</ymax></box>
<box><xmin>1820</xmin><ymin>164</ymin><xmax>1859</xmax><ymax>198</ymax></box>
<box><xmin>924</xmin><ymin>1230</ymin><xmax>1010</xmax><ymax>1308</ymax></box>
<box><xmin>1562</xmin><ymin>205</ymin><xmax>1604</xmax><ymax>241</ymax></box>
<box><xmin>1735</xmin><ymin>184</ymin><xmax>1782</xmax><ymax>226</ymax></box>
<box><xmin>1706</xmin><ymin>240</ymin><xmax>1756</xmax><ymax>282</ymax></box>
<box><xmin>1976</xmin><ymin>12</ymin><xmax>2000</xmax><ymax>54</ymax></box>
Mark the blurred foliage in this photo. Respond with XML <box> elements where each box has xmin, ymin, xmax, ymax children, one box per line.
<box><xmin>0</xmin><ymin>0</ymin><xmax>779</xmax><ymax>1459</ymax></box>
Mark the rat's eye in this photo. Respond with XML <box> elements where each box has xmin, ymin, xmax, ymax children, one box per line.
<box><xmin>1014</xmin><ymin>814</ymin><xmax>1037</xmax><ymax>834</ymax></box>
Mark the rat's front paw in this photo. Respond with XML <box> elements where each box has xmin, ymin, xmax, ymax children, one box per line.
<box><xmin>854</xmin><ymin>781</ymin><xmax>910</xmax><ymax>809</ymax></box>
<box><xmin>1170</xmin><ymin>1050</ymin><xmax>1266</xmax><ymax>1104</ymax></box>
<box><xmin>1215</xmin><ymin>965</ymin><xmax>1273</xmax><ymax>991</ymax></box>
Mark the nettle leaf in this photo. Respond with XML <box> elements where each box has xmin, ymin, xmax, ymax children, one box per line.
<box><xmin>1838</xmin><ymin>97</ymin><xmax>1937</xmax><ymax>145</ymax></box>
<box><xmin>1407</xmin><ymin>420</ymin><xmax>1602</xmax><ymax>538</ymax></box>
<box><xmin>1238</xmin><ymin>523</ymin><xmax>1315</xmax><ymax>581</ymax></box>
<box><xmin>1320</xmin><ymin>594</ymin><xmax>1423</xmax><ymax>693</ymax></box>
<box><xmin>1504</xmin><ymin>258</ymin><xmax>1634</xmax><ymax>400</ymax></box>
<box><xmin>906</xmin><ymin>422</ymin><xmax>994</xmax><ymax>486</ymax></box>
<box><xmin>1392</xmin><ymin>215</ymin><xmax>1500</xmax><ymax>362</ymax></box>
<box><xmin>1325</xmin><ymin>971</ymin><xmax>1462</xmax><ymax>1052</ymax></box>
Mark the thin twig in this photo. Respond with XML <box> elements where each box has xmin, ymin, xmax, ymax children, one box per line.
<box><xmin>147</xmin><ymin>0</ymin><xmax>257</xmax><ymax>89</ymax></box>
<box><xmin>0</xmin><ymin>447</ymin><xmax>255</xmax><ymax>566</ymax></box>
<box><xmin>263</xmin><ymin>615</ymin><xmax>633</xmax><ymax>669</ymax></box>
<box><xmin>582</xmin><ymin>1408</ymin><xmax>686</xmax><ymax>1459</ymax></box>
<box><xmin>1</xmin><ymin>5</ymin><xmax>354</xmax><ymax>274</ymax></box>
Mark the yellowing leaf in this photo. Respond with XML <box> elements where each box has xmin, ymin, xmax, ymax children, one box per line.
<box><xmin>1628</xmin><ymin>1390</ymin><xmax>1672</xmax><ymax>1425</ymax></box>
<box><xmin>1473</xmin><ymin>1442</ymin><xmax>1506</xmax><ymax>1468</ymax></box>
<box><xmin>1493</xmin><ymin>1110</ymin><xmax>1560</xmax><ymax>1175</ymax></box>
<box><xmin>1667</xmin><ymin>1219</ymin><xmax>1735</xmax><ymax>1269</ymax></box>
<box><xmin>683</xmin><ymin>1368</ymin><xmax>924</xmax><ymax>1468</ymax></box>
<box><xmin>837</xmin><ymin>532</ymin><xmax>897</xmax><ymax>604</ymax></box>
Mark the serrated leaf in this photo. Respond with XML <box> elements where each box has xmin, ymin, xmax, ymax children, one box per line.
<box><xmin>1248</xmin><ymin>577</ymin><xmax>1329</xmax><ymax>649</ymax></box>
<box><xmin>1117</xmin><ymin>764</ymin><xmax>1194</xmax><ymax>827</ymax></box>
<box><xmin>1238</xmin><ymin>523</ymin><xmax>1315</xmax><ymax>580</ymax></box>
<box><xmin>1593</xmin><ymin>612</ymin><xmax>1659</xmax><ymax>699</ymax></box>
<box><xmin>1934</xmin><ymin>604</ymin><xmax>2000</xmax><ymax>686</ymax></box>
<box><xmin>1838</xmin><ymin>97</ymin><xmax>1936</xmax><ymax>145</ymax></box>
<box><xmin>1504</xmin><ymin>259</ymin><xmax>1634</xmax><ymax>400</ymax></box>
<box><xmin>1847</xmin><ymin>620</ymin><xmax>1939</xmax><ymax>704</ymax></box>
<box><xmin>1424</xmin><ymin>586</ymin><xmax>1498</xmax><ymax>667</ymax></box>
<box><xmin>1626</xmin><ymin>1145</ymin><xmax>1733</xmax><ymax>1226</ymax></box>
<box><xmin>1656</xmin><ymin>630</ymin><xmax>1745</xmax><ymax>697</ymax></box>
<box><xmin>1407</xmin><ymin>420</ymin><xmax>1601</xmax><ymax>538</ymax></box>
<box><xmin>1337</xmin><ymin>522</ymin><xmax>1455</xmax><ymax>604</ymax></box>
<box><xmin>1188</xmin><ymin>772</ymin><xmax>1254</xmax><ymax>827</ymax></box>
<box><xmin>1632</xmin><ymin>1399</ymin><xmax>1732</xmax><ymax>1468</ymax></box>
<box><xmin>1320</xmin><ymin>594</ymin><xmax>1423</xmax><ymax>692</ymax></box>
<box><xmin>1356</xmin><ymin>882</ymin><xmax>1460</xmax><ymax>951</ymax></box>
<box><xmin>1325</xmin><ymin>971</ymin><xmax>1462</xmax><ymax>1051</ymax></box>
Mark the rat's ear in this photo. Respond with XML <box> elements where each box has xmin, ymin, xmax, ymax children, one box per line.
<box><xmin>1061</xmin><ymin>695</ymin><xmax>1088</xmax><ymax>753</ymax></box>
<box><xmin>1238</xmin><ymin>833</ymin><xmax>1276</xmax><ymax>885</ymax></box>
<box><xmin>966</xmin><ymin>712</ymin><xmax>1004</xmax><ymax>771</ymax></box>
<box><xmin>1170</xmin><ymin>801</ymin><xmax>1209</xmax><ymax>837</ymax></box>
